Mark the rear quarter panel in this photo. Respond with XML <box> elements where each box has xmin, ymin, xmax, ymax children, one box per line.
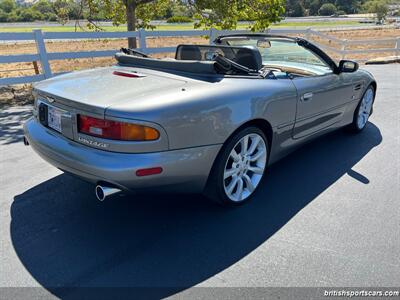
<box><xmin>105</xmin><ymin>77</ymin><xmax>298</xmax><ymax>150</ymax></box>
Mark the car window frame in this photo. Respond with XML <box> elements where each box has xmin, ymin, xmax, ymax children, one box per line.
<box><xmin>216</xmin><ymin>34</ymin><xmax>339</xmax><ymax>76</ymax></box>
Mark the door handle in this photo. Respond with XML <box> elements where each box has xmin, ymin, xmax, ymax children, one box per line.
<box><xmin>301</xmin><ymin>92</ymin><xmax>313</xmax><ymax>102</ymax></box>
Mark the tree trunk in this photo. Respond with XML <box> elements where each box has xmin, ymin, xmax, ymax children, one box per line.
<box><xmin>126</xmin><ymin>0</ymin><xmax>137</xmax><ymax>48</ymax></box>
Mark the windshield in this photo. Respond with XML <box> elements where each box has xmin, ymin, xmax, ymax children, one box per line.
<box><xmin>220</xmin><ymin>37</ymin><xmax>333</xmax><ymax>75</ymax></box>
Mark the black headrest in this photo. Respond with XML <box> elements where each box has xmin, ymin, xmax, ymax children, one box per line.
<box><xmin>175</xmin><ymin>45</ymin><xmax>202</xmax><ymax>61</ymax></box>
<box><xmin>234</xmin><ymin>46</ymin><xmax>263</xmax><ymax>71</ymax></box>
<box><xmin>176</xmin><ymin>44</ymin><xmax>263</xmax><ymax>71</ymax></box>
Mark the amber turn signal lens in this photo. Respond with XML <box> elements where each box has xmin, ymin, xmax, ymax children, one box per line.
<box><xmin>120</xmin><ymin>123</ymin><xmax>160</xmax><ymax>141</ymax></box>
<box><xmin>78</xmin><ymin>115</ymin><xmax>160</xmax><ymax>141</ymax></box>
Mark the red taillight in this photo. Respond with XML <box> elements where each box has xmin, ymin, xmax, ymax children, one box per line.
<box><xmin>78</xmin><ymin>115</ymin><xmax>159</xmax><ymax>141</ymax></box>
<box><xmin>136</xmin><ymin>167</ymin><xmax>163</xmax><ymax>177</ymax></box>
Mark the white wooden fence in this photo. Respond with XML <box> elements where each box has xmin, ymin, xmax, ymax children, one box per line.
<box><xmin>1</xmin><ymin>27</ymin><xmax>399</xmax><ymax>86</ymax></box>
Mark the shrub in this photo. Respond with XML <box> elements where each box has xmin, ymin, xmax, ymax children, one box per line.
<box><xmin>318</xmin><ymin>3</ymin><xmax>337</xmax><ymax>16</ymax></box>
<box><xmin>167</xmin><ymin>15</ymin><xmax>192</xmax><ymax>23</ymax></box>
<box><xmin>44</xmin><ymin>12</ymin><xmax>57</xmax><ymax>21</ymax></box>
<box><xmin>17</xmin><ymin>8</ymin><xmax>42</xmax><ymax>22</ymax></box>
<box><xmin>5</xmin><ymin>11</ymin><xmax>17</xmax><ymax>22</ymax></box>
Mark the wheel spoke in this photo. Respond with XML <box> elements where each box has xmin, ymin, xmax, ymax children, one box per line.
<box><xmin>234</xmin><ymin>178</ymin><xmax>244</xmax><ymax>201</ymax></box>
<box><xmin>224</xmin><ymin>168</ymin><xmax>237</xmax><ymax>179</ymax></box>
<box><xmin>246</xmin><ymin>136</ymin><xmax>261</xmax><ymax>155</ymax></box>
<box><xmin>230</xmin><ymin>149</ymin><xmax>240</xmax><ymax>162</ymax></box>
<box><xmin>243</xmin><ymin>174</ymin><xmax>255</xmax><ymax>193</ymax></box>
<box><xmin>226</xmin><ymin>175</ymin><xmax>239</xmax><ymax>195</ymax></box>
<box><xmin>248</xmin><ymin>166</ymin><xmax>264</xmax><ymax>175</ymax></box>
<box><xmin>241</xmin><ymin>135</ymin><xmax>249</xmax><ymax>155</ymax></box>
<box><xmin>249</xmin><ymin>148</ymin><xmax>265</xmax><ymax>162</ymax></box>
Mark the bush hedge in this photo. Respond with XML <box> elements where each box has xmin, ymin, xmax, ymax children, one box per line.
<box><xmin>166</xmin><ymin>16</ymin><xmax>192</xmax><ymax>23</ymax></box>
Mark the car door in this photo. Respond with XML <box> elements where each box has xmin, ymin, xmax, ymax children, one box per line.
<box><xmin>291</xmin><ymin>72</ymin><xmax>354</xmax><ymax>139</ymax></box>
<box><xmin>214</xmin><ymin>34</ymin><xmax>354</xmax><ymax>138</ymax></box>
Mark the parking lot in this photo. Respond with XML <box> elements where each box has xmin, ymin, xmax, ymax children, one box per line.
<box><xmin>0</xmin><ymin>65</ymin><xmax>399</xmax><ymax>299</ymax></box>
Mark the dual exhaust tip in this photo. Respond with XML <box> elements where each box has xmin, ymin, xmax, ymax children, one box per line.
<box><xmin>24</xmin><ymin>134</ymin><xmax>121</xmax><ymax>202</ymax></box>
<box><xmin>95</xmin><ymin>185</ymin><xmax>122</xmax><ymax>201</ymax></box>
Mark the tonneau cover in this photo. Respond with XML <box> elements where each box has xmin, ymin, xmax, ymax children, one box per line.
<box><xmin>115</xmin><ymin>52</ymin><xmax>218</xmax><ymax>75</ymax></box>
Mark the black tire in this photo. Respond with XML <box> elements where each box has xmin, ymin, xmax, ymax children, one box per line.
<box><xmin>203</xmin><ymin>126</ymin><xmax>269</xmax><ymax>206</ymax></box>
<box><xmin>347</xmin><ymin>85</ymin><xmax>375</xmax><ymax>133</ymax></box>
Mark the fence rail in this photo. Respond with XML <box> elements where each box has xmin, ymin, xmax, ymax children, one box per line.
<box><xmin>1</xmin><ymin>28</ymin><xmax>399</xmax><ymax>86</ymax></box>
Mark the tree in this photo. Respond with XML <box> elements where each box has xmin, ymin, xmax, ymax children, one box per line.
<box><xmin>308</xmin><ymin>0</ymin><xmax>321</xmax><ymax>15</ymax></box>
<box><xmin>32</xmin><ymin>0</ymin><xmax>54</xmax><ymax>15</ymax></box>
<box><xmin>318</xmin><ymin>3</ymin><xmax>337</xmax><ymax>15</ymax></box>
<box><xmin>286</xmin><ymin>0</ymin><xmax>306</xmax><ymax>17</ymax></box>
<box><xmin>335</xmin><ymin>0</ymin><xmax>360</xmax><ymax>14</ymax></box>
<box><xmin>188</xmin><ymin>0</ymin><xmax>286</xmax><ymax>32</ymax></box>
<box><xmin>363</xmin><ymin>0</ymin><xmax>388</xmax><ymax>23</ymax></box>
<box><xmin>53</xmin><ymin>0</ymin><xmax>71</xmax><ymax>25</ymax></box>
<box><xmin>0</xmin><ymin>8</ymin><xmax>7</xmax><ymax>21</ymax></box>
<box><xmin>85</xmin><ymin>0</ymin><xmax>170</xmax><ymax>48</ymax></box>
<box><xmin>0</xmin><ymin>0</ymin><xmax>16</xmax><ymax>13</ymax></box>
<box><xmin>291</xmin><ymin>2</ymin><xmax>306</xmax><ymax>16</ymax></box>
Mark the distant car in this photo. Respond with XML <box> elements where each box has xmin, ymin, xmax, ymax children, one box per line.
<box><xmin>24</xmin><ymin>34</ymin><xmax>377</xmax><ymax>205</ymax></box>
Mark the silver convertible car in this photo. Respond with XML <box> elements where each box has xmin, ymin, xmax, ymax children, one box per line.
<box><xmin>24</xmin><ymin>34</ymin><xmax>377</xmax><ymax>205</ymax></box>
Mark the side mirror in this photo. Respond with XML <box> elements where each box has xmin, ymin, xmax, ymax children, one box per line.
<box><xmin>338</xmin><ymin>60</ymin><xmax>359</xmax><ymax>73</ymax></box>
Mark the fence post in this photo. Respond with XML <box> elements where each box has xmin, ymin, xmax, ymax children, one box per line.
<box><xmin>209</xmin><ymin>28</ymin><xmax>218</xmax><ymax>45</ymax></box>
<box><xmin>33</xmin><ymin>29</ymin><xmax>52</xmax><ymax>78</ymax></box>
<box><xmin>305</xmin><ymin>27</ymin><xmax>312</xmax><ymax>40</ymax></box>
<box><xmin>341</xmin><ymin>39</ymin><xmax>347</xmax><ymax>60</ymax></box>
<box><xmin>138</xmin><ymin>28</ymin><xmax>147</xmax><ymax>53</ymax></box>
<box><xmin>396</xmin><ymin>37</ymin><xmax>400</xmax><ymax>57</ymax></box>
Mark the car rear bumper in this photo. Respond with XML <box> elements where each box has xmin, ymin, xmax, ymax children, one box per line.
<box><xmin>24</xmin><ymin>118</ymin><xmax>221</xmax><ymax>193</ymax></box>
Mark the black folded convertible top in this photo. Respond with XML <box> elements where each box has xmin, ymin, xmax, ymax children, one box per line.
<box><xmin>115</xmin><ymin>52</ymin><xmax>218</xmax><ymax>75</ymax></box>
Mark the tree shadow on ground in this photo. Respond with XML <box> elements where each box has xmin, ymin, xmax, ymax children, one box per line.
<box><xmin>10</xmin><ymin>123</ymin><xmax>382</xmax><ymax>300</ymax></box>
<box><xmin>0</xmin><ymin>106</ymin><xmax>32</xmax><ymax>145</ymax></box>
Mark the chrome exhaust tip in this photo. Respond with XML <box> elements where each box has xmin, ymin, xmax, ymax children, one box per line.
<box><xmin>95</xmin><ymin>185</ymin><xmax>121</xmax><ymax>201</ymax></box>
<box><xmin>23</xmin><ymin>136</ymin><xmax>29</xmax><ymax>146</ymax></box>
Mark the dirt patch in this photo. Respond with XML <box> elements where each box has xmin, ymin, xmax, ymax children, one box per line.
<box><xmin>311</xmin><ymin>28</ymin><xmax>400</xmax><ymax>62</ymax></box>
<box><xmin>0</xmin><ymin>85</ymin><xmax>33</xmax><ymax>107</ymax></box>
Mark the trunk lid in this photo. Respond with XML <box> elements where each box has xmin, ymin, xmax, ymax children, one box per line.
<box><xmin>34</xmin><ymin>66</ymin><xmax>187</xmax><ymax>115</ymax></box>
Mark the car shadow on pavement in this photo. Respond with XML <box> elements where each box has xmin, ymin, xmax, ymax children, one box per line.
<box><xmin>10</xmin><ymin>123</ymin><xmax>382</xmax><ymax>300</ymax></box>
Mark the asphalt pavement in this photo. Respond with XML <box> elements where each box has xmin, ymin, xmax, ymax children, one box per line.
<box><xmin>0</xmin><ymin>65</ymin><xmax>399</xmax><ymax>299</ymax></box>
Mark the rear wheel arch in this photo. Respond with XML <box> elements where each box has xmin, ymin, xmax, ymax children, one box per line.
<box><xmin>228</xmin><ymin>119</ymin><xmax>273</xmax><ymax>149</ymax></box>
<box><xmin>348</xmin><ymin>83</ymin><xmax>376</xmax><ymax>132</ymax></box>
<box><xmin>370</xmin><ymin>81</ymin><xmax>377</xmax><ymax>94</ymax></box>
<box><xmin>203</xmin><ymin>118</ymin><xmax>273</xmax><ymax>201</ymax></box>
<box><xmin>216</xmin><ymin>119</ymin><xmax>273</xmax><ymax>167</ymax></box>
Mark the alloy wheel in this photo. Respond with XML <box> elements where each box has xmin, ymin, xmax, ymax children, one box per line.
<box><xmin>357</xmin><ymin>88</ymin><xmax>374</xmax><ymax>130</ymax></box>
<box><xmin>223</xmin><ymin>133</ymin><xmax>267</xmax><ymax>202</ymax></box>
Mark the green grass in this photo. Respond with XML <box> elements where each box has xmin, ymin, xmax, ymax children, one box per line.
<box><xmin>0</xmin><ymin>20</ymin><xmax>362</xmax><ymax>33</ymax></box>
